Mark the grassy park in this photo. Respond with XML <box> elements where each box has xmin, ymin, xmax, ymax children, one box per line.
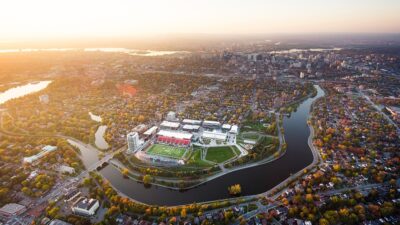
<box><xmin>205</xmin><ymin>146</ymin><xmax>237</xmax><ymax>163</ymax></box>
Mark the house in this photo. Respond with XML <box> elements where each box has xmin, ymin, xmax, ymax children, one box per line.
<box><xmin>72</xmin><ymin>197</ymin><xmax>99</xmax><ymax>216</ymax></box>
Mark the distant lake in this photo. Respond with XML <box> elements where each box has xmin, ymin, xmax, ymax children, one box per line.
<box><xmin>269</xmin><ymin>48</ymin><xmax>342</xmax><ymax>54</ymax></box>
<box><xmin>0</xmin><ymin>81</ymin><xmax>52</xmax><ymax>105</ymax></box>
<box><xmin>0</xmin><ymin>48</ymin><xmax>188</xmax><ymax>56</ymax></box>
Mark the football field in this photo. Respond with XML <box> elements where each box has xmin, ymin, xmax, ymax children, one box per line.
<box><xmin>147</xmin><ymin>144</ymin><xmax>187</xmax><ymax>159</ymax></box>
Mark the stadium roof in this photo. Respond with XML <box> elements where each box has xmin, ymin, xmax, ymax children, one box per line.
<box><xmin>144</xmin><ymin>126</ymin><xmax>158</xmax><ymax>135</ymax></box>
<box><xmin>157</xmin><ymin>130</ymin><xmax>193</xmax><ymax>140</ymax></box>
<box><xmin>202</xmin><ymin>131</ymin><xmax>227</xmax><ymax>140</ymax></box>
<box><xmin>203</xmin><ymin>120</ymin><xmax>221</xmax><ymax>126</ymax></box>
<box><xmin>182</xmin><ymin>119</ymin><xmax>202</xmax><ymax>125</ymax></box>
<box><xmin>160</xmin><ymin>121</ymin><xmax>180</xmax><ymax>128</ymax></box>
<box><xmin>182</xmin><ymin>124</ymin><xmax>200</xmax><ymax>130</ymax></box>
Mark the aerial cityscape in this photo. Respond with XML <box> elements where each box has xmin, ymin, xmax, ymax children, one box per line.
<box><xmin>0</xmin><ymin>1</ymin><xmax>399</xmax><ymax>225</ymax></box>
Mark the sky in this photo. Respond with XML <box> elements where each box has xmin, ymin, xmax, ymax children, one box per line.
<box><xmin>0</xmin><ymin>0</ymin><xmax>400</xmax><ymax>42</ymax></box>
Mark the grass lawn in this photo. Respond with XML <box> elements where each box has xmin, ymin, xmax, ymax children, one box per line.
<box><xmin>147</xmin><ymin>144</ymin><xmax>187</xmax><ymax>159</ymax></box>
<box><xmin>240</xmin><ymin>121</ymin><xmax>266</xmax><ymax>132</ymax></box>
<box><xmin>205</xmin><ymin>146</ymin><xmax>236</xmax><ymax>163</ymax></box>
<box><xmin>187</xmin><ymin>149</ymin><xmax>214</xmax><ymax>167</ymax></box>
<box><xmin>241</xmin><ymin>132</ymin><xmax>260</xmax><ymax>140</ymax></box>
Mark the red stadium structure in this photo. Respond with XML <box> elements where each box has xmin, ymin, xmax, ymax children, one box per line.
<box><xmin>117</xmin><ymin>84</ymin><xmax>137</xmax><ymax>97</ymax></box>
<box><xmin>157</xmin><ymin>136</ymin><xmax>191</xmax><ymax>146</ymax></box>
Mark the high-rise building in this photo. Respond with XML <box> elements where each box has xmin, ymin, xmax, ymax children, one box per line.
<box><xmin>127</xmin><ymin>132</ymin><xmax>139</xmax><ymax>154</ymax></box>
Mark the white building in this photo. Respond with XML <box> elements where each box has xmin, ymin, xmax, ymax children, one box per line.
<box><xmin>166</xmin><ymin>111</ymin><xmax>177</xmax><ymax>121</ymax></box>
<box><xmin>202</xmin><ymin>120</ymin><xmax>221</xmax><ymax>129</ymax></box>
<box><xmin>23</xmin><ymin>145</ymin><xmax>58</xmax><ymax>164</ymax></box>
<box><xmin>143</xmin><ymin>126</ymin><xmax>158</xmax><ymax>136</ymax></box>
<box><xmin>72</xmin><ymin>197</ymin><xmax>99</xmax><ymax>216</ymax></box>
<box><xmin>57</xmin><ymin>165</ymin><xmax>76</xmax><ymax>174</ymax></box>
<box><xmin>229</xmin><ymin>125</ymin><xmax>239</xmax><ymax>134</ymax></box>
<box><xmin>227</xmin><ymin>125</ymin><xmax>239</xmax><ymax>144</ymax></box>
<box><xmin>39</xmin><ymin>94</ymin><xmax>49</xmax><ymax>104</ymax></box>
<box><xmin>222</xmin><ymin>124</ymin><xmax>232</xmax><ymax>131</ymax></box>
<box><xmin>160</xmin><ymin>121</ymin><xmax>180</xmax><ymax>130</ymax></box>
<box><xmin>182</xmin><ymin>119</ymin><xmax>202</xmax><ymax>125</ymax></box>
<box><xmin>202</xmin><ymin>131</ymin><xmax>227</xmax><ymax>142</ymax></box>
<box><xmin>127</xmin><ymin>132</ymin><xmax>139</xmax><ymax>154</ymax></box>
<box><xmin>182</xmin><ymin>124</ymin><xmax>200</xmax><ymax>132</ymax></box>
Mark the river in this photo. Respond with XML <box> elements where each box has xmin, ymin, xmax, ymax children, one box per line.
<box><xmin>93</xmin><ymin>85</ymin><xmax>325</xmax><ymax>206</ymax></box>
<box><xmin>88</xmin><ymin>112</ymin><xmax>109</xmax><ymax>150</ymax></box>
<box><xmin>0</xmin><ymin>81</ymin><xmax>52</xmax><ymax>105</ymax></box>
<box><xmin>94</xmin><ymin>125</ymin><xmax>109</xmax><ymax>150</ymax></box>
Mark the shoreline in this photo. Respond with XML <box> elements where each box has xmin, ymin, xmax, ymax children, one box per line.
<box><xmin>107</xmin><ymin>113</ymin><xmax>286</xmax><ymax>192</ymax></box>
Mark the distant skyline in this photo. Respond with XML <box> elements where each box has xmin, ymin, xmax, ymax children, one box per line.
<box><xmin>1</xmin><ymin>0</ymin><xmax>400</xmax><ymax>42</ymax></box>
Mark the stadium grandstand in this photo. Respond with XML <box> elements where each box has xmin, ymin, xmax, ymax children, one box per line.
<box><xmin>156</xmin><ymin>130</ymin><xmax>193</xmax><ymax>146</ymax></box>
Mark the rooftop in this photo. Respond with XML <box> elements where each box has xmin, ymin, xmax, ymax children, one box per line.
<box><xmin>202</xmin><ymin>131</ymin><xmax>227</xmax><ymax>140</ymax></box>
<box><xmin>203</xmin><ymin>120</ymin><xmax>221</xmax><ymax>126</ymax></box>
<box><xmin>157</xmin><ymin>130</ymin><xmax>193</xmax><ymax>140</ymax></box>
<box><xmin>160</xmin><ymin>121</ymin><xmax>180</xmax><ymax>128</ymax></box>
<box><xmin>73</xmin><ymin>197</ymin><xmax>98</xmax><ymax>211</ymax></box>
<box><xmin>0</xmin><ymin>203</ymin><xmax>26</xmax><ymax>215</ymax></box>
<box><xmin>182</xmin><ymin>124</ymin><xmax>200</xmax><ymax>130</ymax></box>
<box><xmin>144</xmin><ymin>126</ymin><xmax>158</xmax><ymax>135</ymax></box>
<box><xmin>182</xmin><ymin>119</ymin><xmax>202</xmax><ymax>125</ymax></box>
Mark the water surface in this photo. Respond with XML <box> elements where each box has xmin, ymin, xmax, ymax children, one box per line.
<box><xmin>95</xmin><ymin>125</ymin><xmax>109</xmax><ymax>150</ymax></box>
<box><xmin>0</xmin><ymin>81</ymin><xmax>52</xmax><ymax>105</ymax></box>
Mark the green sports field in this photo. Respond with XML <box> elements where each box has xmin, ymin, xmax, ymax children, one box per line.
<box><xmin>147</xmin><ymin>144</ymin><xmax>187</xmax><ymax>159</ymax></box>
<box><xmin>205</xmin><ymin>146</ymin><xmax>237</xmax><ymax>163</ymax></box>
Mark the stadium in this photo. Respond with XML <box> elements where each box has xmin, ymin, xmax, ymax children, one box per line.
<box><xmin>130</xmin><ymin>113</ymin><xmax>244</xmax><ymax>167</ymax></box>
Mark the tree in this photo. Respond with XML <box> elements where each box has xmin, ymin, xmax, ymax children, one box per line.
<box><xmin>82</xmin><ymin>178</ymin><xmax>92</xmax><ymax>187</ymax></box>
<box><xmin>319</xmin><ymin>218</ymin><xmax>329</xmax><ymax>225</ymax></box>
<box><xmin>180</xmin><ymin>208</ymin><xmax>187</xmax><ymax>218</ymax></box>
<box><xmin>21</xmin><ymin>187</ymin><xmax>32</xmax><ymax>196</ymax></box>
<box><xmin>228</xmin><ymin>184</ymin><xmax>242</xmax><ymax>195</ymax></box>
<box><xmin>121</xmin><ymin>168</ymin><xmax>129</xmax><ymax>178</ymax></box>
<box><xmin>143</xmin><ymin>175</ymin><xmax>152</xmax><ymax>185</ymax></box>
<box><xmin>137</xmin><ymin>115</ymin><xmax>146</xmax><ymax>123</ymax></box>
<box><xmin>46</xmin><ymin>206</ymin><xmax>60</xmax><ymax>218</ymax></box>
<box><xmin>305</xmin><ymin>194</ymin><xmax>314</xmax><ymax>203</ymax></box>
<box><xmin>0</xmin><ymin>188</ymin><xmax>9</xmax><ymax>199</ymax></box>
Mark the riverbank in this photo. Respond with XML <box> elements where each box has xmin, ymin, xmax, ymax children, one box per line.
<box><xmin>261</xmin><ymin>85</ymin><xmax>325</xmax><ymax>199</ymax></box>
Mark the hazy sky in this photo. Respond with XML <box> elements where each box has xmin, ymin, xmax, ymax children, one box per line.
<box><xmin>1</xmin><ymin>0</ymin><xmax>399</xmax><ymax>41</ymax></box>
